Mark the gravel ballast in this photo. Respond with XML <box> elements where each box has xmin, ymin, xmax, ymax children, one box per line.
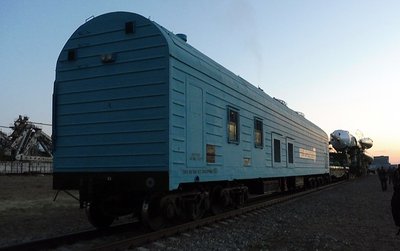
<box><xmin>139</xmin><ymin>175</ymin><xmax>400</xmax><ymax>251</ymax></box>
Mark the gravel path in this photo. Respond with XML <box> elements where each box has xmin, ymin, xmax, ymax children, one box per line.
<box><xmin>1</xmin><ymin>174</ymin><xmax>399</xmax><ymax>250</ymax></box>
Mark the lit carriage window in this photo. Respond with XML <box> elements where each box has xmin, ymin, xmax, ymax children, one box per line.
<box><xmin>288</xmin><ymin>143</ymin><xmax>294</xmax><ymax>163</ymax></box>
<box><xmin>254</xmin><ymin>118</ymin><xmax>263</xmax><ymax>148</ymax></box>
<box><xmin>274</xmin><ymin>139</ymin><xmax>281</xmax><ymax>163</ymax></box>
<box><xmin>206</xmin><ymin>144</ymin><xmax>216</xmax><ymax>163</ymax></box>
<box><xmin>227</xmin><ymin>108</ymin><xmax>239</xmax><ymax>144</ymax></box>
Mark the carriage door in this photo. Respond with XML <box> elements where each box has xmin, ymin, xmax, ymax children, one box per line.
<box><xmin>186</xmin><ymin>81</ymin><xmax>204</xmax><ymax>167</ymax></box>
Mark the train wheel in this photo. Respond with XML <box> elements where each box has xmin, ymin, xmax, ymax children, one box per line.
<box><xmin>160</xmin><ymin>197</ymin><xmax>176</xmax><ymax>220</ymax></box>
<box><xmin>86</xmin><ymin>202</ymin><xmax>115</xmax><ymax>229</ymax></box>
<box><xmin>233</xmin><ymin>188</ymin><xmax>247</xmax><ymax>208</ymax></box>
<box><xmin>187</xmin><ymin>194</ymin><xmax>208</xmax><ymax>220</ymax></box>
<box><xmin>141</xmin><ymin>195</ymin><xmax>167</xmax><ymax>231</ymax></box>
<box><xmin>210</xmin><ymin>186</ymin><xmax>229</xmax><ymax>215</ymax></box>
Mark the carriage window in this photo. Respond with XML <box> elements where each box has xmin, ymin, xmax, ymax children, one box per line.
<box><xmin>288</xmin><ymin>143</ymin><xmax>294</xmax><ymax>163</ymax></box>
<box><xmin>227</xmin><ymin>108</ymin><xmax>239</xmax><ymax>144</ymax></box>
<box><xmin>254</xmin><ymin>118</ymin><xmax>263</xmax><ymax>148</ymax></box>
<box><xmin>125</xmin><ymin>21</ymin><xmax>135</xmax><ymax>34</ymax></box>
<box><xmin>206</xmin><ymin>144</ymin><xmax>216</xmax><ymax>163</ymax></box>
<box><xmin>68</xmin><ymin>49</ymin><xmax>76</xmax><ymax>61</ymax></box>
<box><xmin>274</xmin><ymin>139</ymin><xmax>281</xmax><ymax>163</ymax></box>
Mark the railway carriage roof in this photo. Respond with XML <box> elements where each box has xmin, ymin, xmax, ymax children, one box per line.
<box><xmin>57</xmin><ymin>11</ymin><xmax>327</xmax><ymax>139</ymax></box>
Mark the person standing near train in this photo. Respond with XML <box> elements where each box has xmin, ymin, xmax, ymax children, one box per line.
<box><xmin>391</xmin><ymin>164</ymin><xmax>400</xmax><ymax>234</ymax></box>
<box><xmin>388</xmin><ymin>165</ymin><xmax>395</xmax><ymax>185</ymax></box>
<box><xmin>393</xmin><ymin>165</ymin><xmax>400</xmax><ymax>189</ymax></box>
<box><xmin>377</xmin><ymin>166</ymin><xmax>388</xmax><ymax>191</ymax></box>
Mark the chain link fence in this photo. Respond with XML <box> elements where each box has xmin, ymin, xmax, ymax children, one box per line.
<box><xmin>0</xmin><ymin>161</ymin><xmax>53</xmax><ymax>174</ymax></box>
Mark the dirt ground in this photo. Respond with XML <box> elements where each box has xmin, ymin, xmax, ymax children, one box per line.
<box><xmin>0</xmin><ymin>175</ymin><xmax>90</xmax><ymax>247</ymax></box>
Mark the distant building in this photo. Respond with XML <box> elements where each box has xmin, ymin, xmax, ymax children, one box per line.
<box><xmin>369</xmin><ymin>156</ymin><xmax>391</xmax><ymax>170</ymax></box>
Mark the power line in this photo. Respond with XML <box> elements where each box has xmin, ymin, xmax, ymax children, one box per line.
<box><xmin>29</xmin><ymin>122</ymin><xmax>52</xmax><ymax>126</ymax></box>
<box><xmin>1</xmin><ymin>122</ymin><xmax>52</xmax><ymax>129</ymax></box>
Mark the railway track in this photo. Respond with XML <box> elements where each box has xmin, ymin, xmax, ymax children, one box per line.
<box><xmin>0</xmin><ymin>180</ymin><xmax>346</xmax><ymax>251</ymax></box>
<box><xmin>91</xmin><ymin>181</ymin><xmax>346</xmax><ymax>251</ymax></box>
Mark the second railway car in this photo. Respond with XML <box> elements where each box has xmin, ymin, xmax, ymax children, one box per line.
<box><xmin>53</xmin><ymin>12</ymin><xmax>329</xmax><ymax>229</ymax></box>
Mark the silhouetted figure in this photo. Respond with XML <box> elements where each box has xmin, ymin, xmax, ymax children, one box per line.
<box><xmin>391</xmin><ymin>165</ymin><xmax>400</xmax><ymax>235</ymax></box>
<box><xmin>393</xmin><ymin>165</ymin><xmax>400</xmax><ymax>189</ymax></box>
<box><xmin>377</xmin><ymin>166</ymin><xmax>388</xmax><ymax>191</ymax></box>
<box><xmin>388</xmin><ymin>166</ymin><xmax>395</xmax><ymax>185</ymax></box>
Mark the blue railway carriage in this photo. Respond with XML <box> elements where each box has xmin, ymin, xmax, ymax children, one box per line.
<box><xmin>53</xmin><ymin>12</ymin><xmax>329</xmax><ymax>229</ymax></box>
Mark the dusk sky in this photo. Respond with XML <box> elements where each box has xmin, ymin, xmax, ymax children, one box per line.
<box><xmin>1</xmin><ymin>0</ymin><xmax>399</xmax><ymax>163</ymax></box>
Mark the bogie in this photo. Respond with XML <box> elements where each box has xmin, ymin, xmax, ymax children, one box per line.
<box><xmin>139</xmin><ymin>184</ymin><xmax>248</xmax><ymax>230</ymax></box>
